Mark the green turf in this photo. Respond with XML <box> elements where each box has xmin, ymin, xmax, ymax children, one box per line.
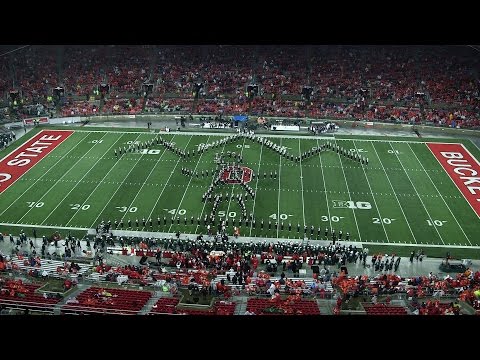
<box><xmin>1</xmin><ymin>127</ymin><xmax>479</xmax><ymax>257</ymax></box>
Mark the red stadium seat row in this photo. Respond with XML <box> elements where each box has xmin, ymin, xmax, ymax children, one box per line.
<box><xmin>246</xmin><ymin>298</ymin><xmax>321</xmax><ymax>315</ymax></box>
<box><xmin>61</xmin><ymin>286</ymin><xmax>152</xmax><ymax>315</ymax></box>
<box><xmin>363</xmin><ymin>304</ymin><xmax>408</xmax><ymax>315</ymax></box>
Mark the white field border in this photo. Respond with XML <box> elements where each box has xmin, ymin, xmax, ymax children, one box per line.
<box><xmin>2</xmin><ymin>221</ymin><xmax>478</xmax><ymax>249</ymax></box>
<box><xmin>5</xmin><ymin>128</ymin><xmax>479</xmax><ymax>247</ymax></box>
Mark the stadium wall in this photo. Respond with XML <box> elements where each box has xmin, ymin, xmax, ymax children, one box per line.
<box><xmin>4</xmin><ymin>114</ymin><xmax>480</xmax><ymax>137</ymax></box>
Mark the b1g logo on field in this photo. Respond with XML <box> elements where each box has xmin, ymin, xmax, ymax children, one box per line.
<box><xmin>221</xmin><ymin>166</ymin><xmax>253</xmax><ymax>184</ymax></box>
<box><xmin>333</xmin><ymin>200</ymin><xmax>372</xmax><ymax>209</ymax></box>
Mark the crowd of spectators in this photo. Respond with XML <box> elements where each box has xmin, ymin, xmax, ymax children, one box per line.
<box><xmin>1</xmin><ymin>45</ymin><xmax>479</xmax><ymax>128</ymax></box>
<box><xmin>2</xmin><ymin>232</ymin><xmax>480</xmax><ymax>315</ymax></box>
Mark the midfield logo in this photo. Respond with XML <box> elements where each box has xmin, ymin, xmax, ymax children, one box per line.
<box><xmin>221</xmin><ymin>166</ymin><xmax>253</xmax><ymax>184</ymax></box>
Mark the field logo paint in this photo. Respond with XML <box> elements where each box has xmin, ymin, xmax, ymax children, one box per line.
<box><xmin>0</xmin><ymin>130</ymin><xmax>73</xmax><ymax>194</ymax></box>
<box><xmin>332</xmin><ymin>200</ymin><xmax>372</xmax><ymax>209</ymax></box>
<box><xmin>221</xmin><ymin>166</ymin><xmax>253</xmax><ymax>184</ymax></box>
<box><xmin>427</xmin><ymin>143</ymin><xmax>480</xmax><ymax>217</ymax></box>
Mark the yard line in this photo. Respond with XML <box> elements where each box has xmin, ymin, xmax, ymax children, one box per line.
<box><xmin>168</xmin><ymin>136</ymin><xmax>211</xmax><ymax>233</ymax></box>
<box><xmin>196</xmin><ymin>137</ymin><xmax>228</xmax><ymax>234</ymax></box>
<box><xmin>146</xmin><ymin>136</ymin><xmax>194</xmax><ymax>224</ymax></box>
<box><xmin>276</xmin><ymin>138</ymin><xmax>283</xmax><ymax>238</ymax></box>
<box><xmin>388</xmin><ymin>142</ymin><xmax>445</xmax><ymax>245</ymax></box>
<box><xmin>316</xmin><ymin>139</ymin><xmax>332</xmax><ymax>233</ymax></box>
<box><xmin>64</xmin><ymin>133</ymin><xmax>143</xmax><ymax>226</ymax></box>
<box><xmin>121</xmin><ymin>136</ymin><xmax>174</xmax><ymax>228</ymax></box>
<box><xmin>15</xmin><ymin>132</ymin><xmax>109</xmax><ymax>224</ymax></box>
<box><xmin>39</xmin><ymin>133</ymin><xmax>129</xmax><ymax>226</ymax></box>
<box><xmin>408</xmin><ymin>143</ymin><xmax>472</xmax><ymax>246</ymax></box>
<box><xmin>333</xmin><ymin>139</ymin><xmax>362</xmax><ymax>242</ymax></box>
<box><xmin>297</xmin><ymin>139</ymin><xmax>306</xmax><ymax>229</ymax></box>
<box><xmin>353</xmin><ymin>140</ymin><xmax>390</xmax><ymax>243</ymax></box>
<box><xmin>370</xmin><ymin>141</ymin><xmax>417</xmax><ymax>243</ymax></box>
<box><xmin>225</xmin><ymin>136</ymin><xmax>247</xmax><ymax>231</ymax></box>
<box><xmin>249</xmin><ymin>139</ymin><xmax>264</xmax><ymax>237</ymax></box>
<box><xmin>0</xmin><ymin>131</ymin><xmax>91</xmax><ymax>218</ymax></box>
<box><xmin>89</xmin><ymin>134</ymin><xmax>152</xmax><ymax>228</ymax></box>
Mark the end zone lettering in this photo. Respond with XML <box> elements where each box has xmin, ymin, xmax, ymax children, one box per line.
<box><xmin>427</xmin><ymin>142</ymin><xmax>480</xmax><ymax>217</ymax></box>
<box><xmin>0</xmin><ymin>130</ymin><xmax>73</xmax><ymax>194</ymax></box>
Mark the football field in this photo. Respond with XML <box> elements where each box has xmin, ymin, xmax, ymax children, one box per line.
<box><xmin>0</xmin><ymin>127</ymin><xmax>479</xmax><ymax>251</ymax></box>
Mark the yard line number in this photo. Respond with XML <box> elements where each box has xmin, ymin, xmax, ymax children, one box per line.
<box><xmin>117</xmin><ymin>206</ymin><xmax>138</xmax><ymax>213</ymax></box>
<box><xmin>70</xmin><ymin>203</ymin><xmax>90</xmax><ymax>211</ymax></box>
<box><xmin>427</xmin><ymin>219</ymin><xmax>447</xmax><ymax>226</ymax></box>
<box><xmin>27</xmin><ymin>201</ymin><xmax>44</xmax><ymax>208</ymax></box>
<box><xmin>372</xmin><ymin>217</ymin><xmax>396</xmax><ymax>224</ymax></box>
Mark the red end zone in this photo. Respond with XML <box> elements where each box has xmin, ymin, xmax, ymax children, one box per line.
<box><xmin>427</xmin><ymin>142</ymin><xmax>480</xmax><ymax>217</ymax></box>
<box><xmin>0</xmin><ymin>130</ymin><xmax>73</xmax><ymax>194</ymax></box>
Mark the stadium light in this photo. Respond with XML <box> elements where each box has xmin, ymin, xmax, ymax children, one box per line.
<box><xmin>192</xmin><ymin>82</ymin><xmax>204</xmax><ymax>99</ymax></box>
<box><xmin>53</xmin><ymin>86</ymin><xmax>65</xmax><ymax>98</ymax></box>
<box><xmin>301</xmin><ymin>86</ymin><xmax>313</xmax><ymax>101</ymax></box>
<box><xmin>246</xmin><ymin>84</ymin><xmax>259</xmax><ymax>99</ymax></box>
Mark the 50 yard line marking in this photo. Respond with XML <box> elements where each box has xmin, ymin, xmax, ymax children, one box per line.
<box><xmin>16</xmin><ymin>132</ymin><xmax>109</xmax><ymax>224</ymax></box>
<box><xmin>334</xmin><ymin>139</ymin><xmax>362</xmax><ymax>241</ymax></box>
<box><xmin>249</xmin><ymin>139</ymin><xmax>264</xmax><ymax>237</ymax></box>
<box><xmin>276</xmin><ymin>138</ymin><xmax>283</xmax><ymax>238</ymax></box>
<box><xmin>369</xmin><ymin>141</ymin><xmax>417</xmax><ymax>243</ymax></box>
<box><xmin>353</xmin><ymin>140</ymin><xmax>389</xmax><ymax>243</ymax></box>
<box><xmin>89</xmin><ymin>134</ymin><xmax>152</xmax><ymax>228</ymax></box>
<box><xmin>196</xmin><ymin>136</ymin><xmax>227</xmax><ymax>234</ymax></box>
<box><xmin>146</xmin><ymin>136</ymin><xmax>193</xmax><ymax>226</ymax></box>
<box><xmin>168</xmin><ymin>136</ymin><xmax>211</xmax><ymax>233</ymax></box>
<box><xmin>0</xmin><ymin>131</ymin><xmax>91</xmax><ymax>219</ymax></box>
<box><xmin>409</xmin><ymin>143</ymin><xmax>472</xmax><ymax>246</ymax></box>
<box><xmin>389</xmin><ymin>141</ymin><xmax>445</xmax><ymax>245</ymax></box>
<box><xmin>317</xmin><ymin>139</ymin><xmax>332</xmax><ymax>233</ymax></box>
<box><xmin>225</xmin><ymin>136</ymin><xmax>246</xmax><ymax>230</ymax></box>
<box><xmin>297</xmin><ymin>139</ymin><xmax>306</xmax><ymax>231</ymax></box>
